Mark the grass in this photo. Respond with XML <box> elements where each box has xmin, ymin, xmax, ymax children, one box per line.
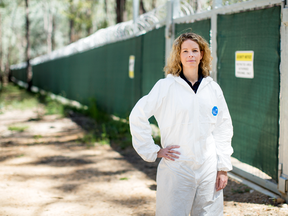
<box><xmin>0</xmin><ymin>83</ymin><xmax>65</xmax><ymax>117</ymax></box>
<box><xmin>33</xmin><ymin>135</ymin><xmax>43</xmax><ymax>139</ymax></box>
<box><xmin>77</xmin><ymin>132</ymin><xmax>98</xmax><ymax>147</ymax></box>
<box><xmin>16</xmin><ymin>154</ymin><xmax>25</xmax><ymax>158</ymax></box>
<box><xmin>73</xmin><ymin>99</ymin><xmax>132</xmax><ymax>149</ymax></box>
<box><xmin>43</xmin><ymin>96</ymin><xmax>64</xmax><ymax>116</ymax></box>
<box><xmin>1</xmin><ymin>82</ymin><xmax>160</xmax><ymax>150</ymax></box>
<box><xmin>119</xmin><ymin>177</ymin><xmax>129</xmax><ymax>180</ymax></box>
<box><xmin>8</xmin><ymin>125</ymin><xmax>29</xmax><ymax>132</ymax></box>
<box><xmin>0</xmin><ymin>84</ymin><xmax>39</xmax><ymax>111</ymax></box>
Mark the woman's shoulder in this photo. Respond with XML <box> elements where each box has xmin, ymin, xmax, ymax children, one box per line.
<box><xmin>145</xmin><ymin>74</ymin><xmax>176</xmax><ymax>98</ymax></box>
<box><xmin>154</xmin><ymin>74</ymin><xmax>176</xmax><ymax>88</ymax></box>
<box><xmin>204</xmin><ymin>76</ymin><xmax>224</xmax><ymax>96</ymax></box>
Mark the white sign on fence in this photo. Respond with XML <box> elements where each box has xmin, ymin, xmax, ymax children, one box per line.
<box><xmin>235</xmin><ymin>51</ymin><xmax>254</xmax><ymax>79</ymax></box>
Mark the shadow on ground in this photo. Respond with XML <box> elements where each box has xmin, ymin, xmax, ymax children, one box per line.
<box><xmin>68</xmin><ymin>112</ymin><xmax>280</xmax><ymax>206</ymax></box>
<box><xmin>0</xmin><ymin>109</ymin><xmax>280</xmax><ymax>208</ymax></box>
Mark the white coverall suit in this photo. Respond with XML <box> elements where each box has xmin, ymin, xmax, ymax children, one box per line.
<box><xmin>129</xmin><ymin>74</ymin><xmax>233</xmax><ymax>216</ymax></box>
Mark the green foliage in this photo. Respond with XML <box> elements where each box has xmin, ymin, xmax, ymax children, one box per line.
<box><xmin>8</xmin><ymin>125</ymin><xmax>29</xmax><ymax>132</ymax></box>
<box><xmin>86</xmin><ymin>98</ymin><xmax>106</xmax><ymax>121</ymax></box>
<box><xmin>62</xmin><ymin>0</ymin><xmax>94</xmax><ymax>40</ymax></box>
<box><xmin>69</xmin><ymin>98</ymin><xmax>133</xmax><ymax>149</ymax></box>
<box><xmin>44</xmin><ymin>96</ymin><xmax>65</xmax><ymax>116</ymax></box>
<box><xmin>76</xmin><ymin>97</ymin><xmax>162</xmax><ymax>150</ymax></box>
<box><xmin>33</xmin><ymin>134</ymin><xmax>43</xmax><ymax>139</ymax></box>
<box><xmin>77</xmin><ymin>129</ymin><xmax>110</xmax><ymax>148</ymax></box>
<box><xmin>0</xmin><ymin>83</ymin><xmax>67</xmax><ymax>116</ymax></box>
<box><xmin>119</xmin><ymin>177</ymin><xmax>129</xmax><ymax>180</ymax></box>
<box><xmin>78</xmin><ymin>132</ymin><xmax>97</xmax><ymax>148</ymax></box>
<box><xmin>16</xmin><ymin>154</ymin><xmax>25</xmax><ymax>157</ymax></box>
<box><xmin>153</xmin><ymin>135</ymin><xmax>161</xmax><ymax>145</ymax></box>
<box><xmin>99</xmin><ymin>124</ymin><xmax>110</xmax><ymax>145</ymax></box>
<box><xmin>0</xmin><ymin>84</ymin><xmax>39</xmax><ymax>111</ymax></box>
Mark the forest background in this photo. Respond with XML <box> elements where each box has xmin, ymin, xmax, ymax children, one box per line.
<box><xmin>0</xmin><ymin>0</ymin><xmax>246</xmax><ymax>80</ymax></box>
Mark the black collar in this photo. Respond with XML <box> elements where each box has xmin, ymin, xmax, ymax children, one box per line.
<box><xmin>180</xmin><ymin>70</ymin><xmax>203</xmax><ymax>93</ymax></box>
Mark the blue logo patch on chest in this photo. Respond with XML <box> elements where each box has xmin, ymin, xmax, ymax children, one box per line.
<box><xmin>212</xmin><ymin>106</ymin><xmax>218</xmax><ymax>116</ymax></box>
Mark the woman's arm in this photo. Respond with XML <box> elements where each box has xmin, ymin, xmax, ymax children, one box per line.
<box><xmin>129</xmin><ymin>80</ymin><xmax>166</xmax><ymax>162</ymax></box>
<box><xmin>212</xmin><ymin>87</ymin><xmax>234</xmax><ymax>172</ymax></box>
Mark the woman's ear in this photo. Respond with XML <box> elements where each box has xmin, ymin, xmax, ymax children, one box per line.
<box><xmin>200</xmin><ymin>51</ymin><xmax>204</xmax><ymax>60</ymax></box>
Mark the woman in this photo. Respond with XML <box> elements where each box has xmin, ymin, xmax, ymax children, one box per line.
<box><xmin>129</xmin><ymin>32</ymin><xmax>233</xmax><ymax>216</ymax></box>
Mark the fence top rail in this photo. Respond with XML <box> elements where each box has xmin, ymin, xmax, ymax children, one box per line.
<box><xmin>174</xmin><ymin>0</ymin><xmax>283</xmax><ymax>24</ymax></box>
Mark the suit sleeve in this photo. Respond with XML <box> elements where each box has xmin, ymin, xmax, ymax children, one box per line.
<box><xmin>213</xmin><ymin>88</ymin><xmax>234</xmax><ymax>171</ymax></box>
<box><xmin>129</xmin><ymin>80</ymin><xmax>165</xmax><ymax>162</ymax></box>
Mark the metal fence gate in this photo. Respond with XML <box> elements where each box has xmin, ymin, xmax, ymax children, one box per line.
<box><xmin>217</xmin><ymin>6</ymin><xmax>281</xmax><ymax>181</ymax></box>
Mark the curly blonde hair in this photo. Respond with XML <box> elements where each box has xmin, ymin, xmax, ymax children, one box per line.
<box><xmin>164</xmin><ymin>32</ymin><xmax>212</xmax><ymax>77</ymax></box>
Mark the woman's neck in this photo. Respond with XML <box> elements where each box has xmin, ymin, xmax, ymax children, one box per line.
<box><xmin>183</xmin><ymin>67</ymin><xmax>199</xmax><ymax>85</ymax></box>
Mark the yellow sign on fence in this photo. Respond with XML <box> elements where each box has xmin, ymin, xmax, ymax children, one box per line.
<box><xmin>129</xmin><ymin>55</ymin><xmax>135</xmax><ymax>79</ymax></box>
<box><xmin>236</xmin><ymin>52</ymin><xmax>253</xmax><ymax>61</ymax></box>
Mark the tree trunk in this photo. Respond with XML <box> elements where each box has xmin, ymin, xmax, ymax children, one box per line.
<box><xmin>43</xmin><ymin>2</ymin><xmax>53</xmax><ymax>54</ymax></box>
<box><xmin>47</xmin><ymin>12</ymin><xmax>53</xmax><ymax>53</ymax></box>
<box><xmin>6</xmin><ymin>47</ymin><xmax>11</xmax><ymax>82</ymax></box>
<box><xmin>0</xmin><ymin>14</ymin><xmax>2</xmax><ymax>89</ymax></box>
<box><xmin>116</xmin><ymin>0</ymin><xmax>126</xmax><ymax>23</ymax></box>
<box><xmin>139</xmin><ymin>0</ymin><xmax>146</xmax><ymax>14</ymax></box>
<box><xmin>69</xmin><ymin>19</ymin><xmax>74</xmax><ymax>43</ymax></box>
<box><xmin>152</xmin><ymin>0</ymin><xmax>156</xmax><ymax>9</ymax></box>
<box><xmin>69</xmin><ymin>0</ymin><xmax>75</xmax><ymax>43</ymax></box>
<box><xmin>86</xmin><ymin>8</ymin><xmax>92</xmax><ymax>36</ymax></box>
<box><xmin>0</xmin><ymin>13</ymin><xmax>3</xmax><ymax>74</ymax></box>
<box><xmin>25</xmin><ymin>0</ymin><xmax>32</xmax><ymax>91</ymax></box>
<box><xmin>104</xmin><ymin>0</ymin><xmax>108</xmax><ymax>19</ymax></box>
<box><xmin>52</xmin><ymin>15</ymin><xmax>56</xmax><ymax>51</ymax></box>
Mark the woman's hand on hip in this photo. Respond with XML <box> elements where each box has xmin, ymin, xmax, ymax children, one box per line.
<box><xmin>157</xmin><ymin>145</ymin><xmax>181</xmax><ymax>161</ymax></box>
<box><xmin>216</xmin><ymin>171</ymin><xmax>228</xmax><ymax>191</ymax></box>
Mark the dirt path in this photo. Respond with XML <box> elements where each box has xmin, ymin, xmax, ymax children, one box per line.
<box><xmin>0</xmin><ymin>109</ymin><xmax>287</xmax><ymax>216</ymax></box>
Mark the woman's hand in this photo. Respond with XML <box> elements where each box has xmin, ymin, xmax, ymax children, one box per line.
<box><xmin>157</xmin><ymin>145</ymin><xmax>181</xmax><ymax>161</ymax></box>
<box><xmin>215</xmin><ymin>171</ymin><xmax>228</xmax><ymax>191</ymax></box>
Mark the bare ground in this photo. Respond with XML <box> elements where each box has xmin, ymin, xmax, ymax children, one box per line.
<box><xmin>0</xmin><ymin>109</ymin><xmax>287</xmax><ymax>216</ymax></box>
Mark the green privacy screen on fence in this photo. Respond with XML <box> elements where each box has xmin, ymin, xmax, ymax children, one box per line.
<box><xmin>141</xmin><ymin>27</ymin><xmax>166</xmax><ymax>95</ymax></box>
<box><xmin>12</xmin><ymin>67</ymin><xmax>27</xmax><ymax>83</ymax></box>
<box><xmin>217</xmin><ymin>7</ymin><xmax>281</xmax><ymax>180</ymax></box>
<box><xmin>175</xmin><ymin>19</ymin><xmax>211</xmax><ymax>44</ymax></box>
<box><xmin>23</xmin><ymin>27</ymin><xmax>166</xmax><ymax>117</ymax></box>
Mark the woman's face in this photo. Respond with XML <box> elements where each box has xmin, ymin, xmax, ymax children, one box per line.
<box><xmin>180</xmin><ymin>39</ymin><xmax>203</xmax><ymax>71</ymax></box>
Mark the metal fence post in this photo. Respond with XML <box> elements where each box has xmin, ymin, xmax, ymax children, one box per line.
<box><xmin>133</xmin><ymin>0</ymin><xmax>139</xmax><ymax>34</ymax></box>
<box><xmin>279</xmin><ymin>2</ymin><xmax>288</xmax><ymax>202</ymax></box>
<box><xmin>165</xmin><ymin>0</ymin><xmax>174</xmax><ymax>66</ymax></box>
<box><xmin>211</xmin><ymin>0</ymin><xmax>222</xmax><ymax>82</ymax></box>
<box><xmin>211</xmin><ymin>13</ymin><xmax>217</xmax><ymax>82</ymax></box>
